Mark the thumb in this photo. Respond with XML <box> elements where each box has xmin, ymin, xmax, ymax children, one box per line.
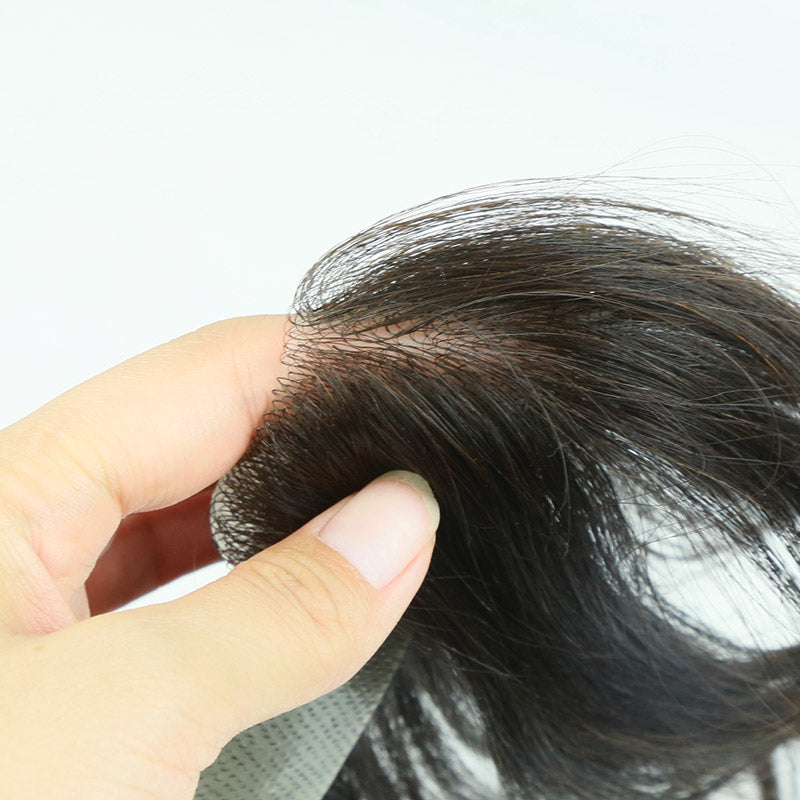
<box><xmin>126</xmin><ymin>470</ymin><xmax>438</xmax><ymax>763</ymax></box>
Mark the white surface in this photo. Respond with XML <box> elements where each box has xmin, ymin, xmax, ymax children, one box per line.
<box><xmin>2</xmin><ymin>3</ymin><xmax>800</xmax><ymax>796</ymax></box>
<box><xmin>2</xmin><ymin>0</ymin><xmax>799</xmax><ymax>431</ymax></box>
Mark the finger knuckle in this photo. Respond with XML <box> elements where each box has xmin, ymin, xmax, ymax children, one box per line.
<box><xmin>231</xmin><ymin>548</ymin><xmax>364</xmax><ymax>656</ymax></box>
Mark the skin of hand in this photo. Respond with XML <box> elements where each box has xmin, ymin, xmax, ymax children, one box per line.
<box><xmin>0</xmin><ymin>314</ymin><xmax>439</xmax><ymax>800</ymax></box>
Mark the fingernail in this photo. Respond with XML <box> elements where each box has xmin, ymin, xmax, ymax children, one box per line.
<box><xmin>317</xmin><ymin>470</ymin><xmax>439</xmax><ymax>589</ymax></box>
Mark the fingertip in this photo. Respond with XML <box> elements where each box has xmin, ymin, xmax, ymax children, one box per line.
<box><xmin>316</xmin><ymin>471</ymin><xmax>439</xmax><ymax>590</ymax></box>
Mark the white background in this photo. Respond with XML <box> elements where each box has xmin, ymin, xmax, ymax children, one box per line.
<box><xmin>2</xmin><ymin>2</ymin><xmax>800</xmax><ymax>796</ymax></box>
<box><xmin>2</xmin><ymin>1</ymin><xmax>800</xmax><ymax>430</ymax></box>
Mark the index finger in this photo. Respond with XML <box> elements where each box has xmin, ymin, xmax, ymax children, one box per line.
<box><xmin>0</xmin><ymin>314</ymin><xmax>289</xmax><ymax>602</ymax></box>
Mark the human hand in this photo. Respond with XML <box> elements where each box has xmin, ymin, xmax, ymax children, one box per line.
<box><xmin>0</xmin><ymin>315</ymin><xmax>438</xmax><ymax>799</ymax></box>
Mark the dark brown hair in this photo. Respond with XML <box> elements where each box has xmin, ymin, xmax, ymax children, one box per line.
<box><xmin>212</xmin><ymin>180</ymin><xmax>800</xmax><ymax>799</ymax></box>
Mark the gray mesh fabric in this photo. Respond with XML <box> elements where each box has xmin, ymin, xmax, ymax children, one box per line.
<box><xmin>194</xmin><ymin>628</ymin><xmax>408</xmax><ymax>800</ymax></box>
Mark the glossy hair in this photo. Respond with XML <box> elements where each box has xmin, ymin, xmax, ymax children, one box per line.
<box><xmin>211</xmin><ymin>180</ymin><xmax>800</xmax><ymax>799</ymax></box>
